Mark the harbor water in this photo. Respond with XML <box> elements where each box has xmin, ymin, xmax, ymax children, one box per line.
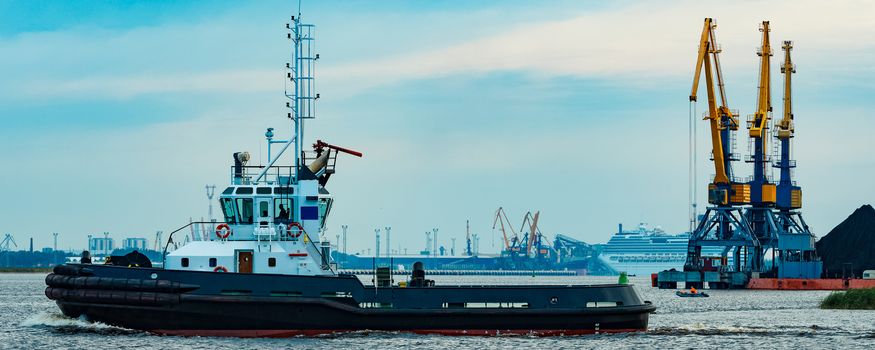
<box><xmin>3</xmin><ymin>273</ymin><xmax>875</xmax><ymax>349</ymax></box>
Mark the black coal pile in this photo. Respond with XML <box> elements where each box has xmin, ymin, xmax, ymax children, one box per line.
<box><xmin>816</xmin><ymin>204</ymin><xmax>875</xmax><ymax>277</ymax></box>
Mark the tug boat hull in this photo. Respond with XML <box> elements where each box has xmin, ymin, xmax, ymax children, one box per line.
<box><xmin>46</xmin><ymin>264</ymin><xmax>654</xmax><ymax>337</ymax></box>
<box><xmin>55</xmin><ymin>299</ymin><xmax>652</xmax><ymax>337</ymax></box>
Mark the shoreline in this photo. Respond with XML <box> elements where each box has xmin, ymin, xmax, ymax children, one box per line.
<box><xmin>0</xmin><ymin>267</ymin><xmax>53</xmax><ymax>273</ymax></box>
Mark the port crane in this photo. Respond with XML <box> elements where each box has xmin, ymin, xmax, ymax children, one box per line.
<box><xmin>659</xmin><ymin>20</ymin><xmax>823</xmax><ymax>289</ymax></box>
<box><xmin>519</xmin><ymin>211</ymin><xmax>557</xmax><ymax>260</ymax></box>
<box><xmin>491</xmin><ymin>208</ymin><xmax>560</xmax><ymax>268</ymax></box>
<box><xmin>492</xmin><ymin>207</ymin><xmax>519</xmax><ymax>253</ymax></box>
<box><xmin>746</xmin><ymin>21</ymin><xmax>776</xmax><ymax>205</ymax></box>
<box><xmin>686</xmin><ymin>18</ymin><xmax>759</xmax><ymax>281</ymax></box>
<box><xmin>743</xmin><ymin>21</ymin><xmax>781</xmax><ymax>272</ymax></box>
<box><xmin>771</xmin><ymin>40</ymin><xmax>822</xmax><ymax>278</ymax></box>
<box><xmin>520</xmin><ymin>211</ymin><xmax>541</xmax><ymax>257</ymax></box>
<box><xmin>775</xmin><ymin>40</ymin><xmax>803</xmax><ymax>217</ymax></box>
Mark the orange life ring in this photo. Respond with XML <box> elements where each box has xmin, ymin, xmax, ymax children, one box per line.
<box><xmin>215</xmin><ymin>224</ymin><xmax>232</xmax><ymax>239</ymax></box>
<box><xmin>213</xmin><ymin>266</ymin><xmax>228</xmax><ymax>273</ymax></box>
<box><xmin>286</xmin><ymin>222</ymin><xmax>304</xmax><ymax>238</ymax></box>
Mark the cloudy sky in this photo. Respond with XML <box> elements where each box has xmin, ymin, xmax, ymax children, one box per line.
<box><xmin>1</xmin><ymin>0</ymin><xmax>873</xmax><ymax>253</ymax></box>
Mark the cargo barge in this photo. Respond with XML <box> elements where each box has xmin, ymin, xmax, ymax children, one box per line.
<box><xmin>653</xmin><ymin>272</ymin><xmax>875</xmax><ymax>290</ymax></box>
<box><xmin>747</xmin><ymin>278</ymin><xmax>875</xmax><ymax>290</ymax></box>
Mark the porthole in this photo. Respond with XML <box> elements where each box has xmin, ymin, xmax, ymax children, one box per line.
<box><xmin>181</xmin><ymin>258</ymin><xmax>189</xmax><ymax>267</ymax></box>
<box><xmin>550</xmin><ymin>297</ymin><xmax>559</xmax><ymax>305</ymax></box>
<box><xmin>269</xmin><ymin>257</ymin><xmax>277</xmax><ymax>267</ymax></box>
<box><xmin>150</xmin><ymin>273</ymin><xmax>158</xmax><ymax>280</ymax></box>
<box><xmin>209</xmin><ymin>258</ymin><xmax>217</xmax><ymax>267</ymax></box>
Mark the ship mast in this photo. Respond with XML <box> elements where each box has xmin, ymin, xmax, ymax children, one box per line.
<box><xmin>254</xmin><ymin>7</ymin><xmax>318</xmax><ymax>184</ymax></box>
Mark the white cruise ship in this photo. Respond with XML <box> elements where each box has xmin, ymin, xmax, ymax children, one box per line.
<box><xmin>597</xmin><ymin>223</ymin><xmax>721</xmax><ymax>276</ymax></box>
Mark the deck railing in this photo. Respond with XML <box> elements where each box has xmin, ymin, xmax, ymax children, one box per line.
<box><xmin>161</xmin><ymin>221</ymin><xmax>226</xmax><ymax>265</ymax></box>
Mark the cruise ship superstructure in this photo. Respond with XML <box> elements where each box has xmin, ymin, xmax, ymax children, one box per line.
<box><xmin>599</xmin><ymin>223</ymin><xmax>722</xmax><ymax>276</ymax></box>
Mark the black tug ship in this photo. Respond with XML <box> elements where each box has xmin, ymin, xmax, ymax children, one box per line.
<box><xmin>45</xmin><ymin>10</ymin><xmax>655</xmax><ymax>337</ymax></box>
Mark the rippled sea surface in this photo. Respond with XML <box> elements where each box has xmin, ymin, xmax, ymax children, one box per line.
<box><xmin>3</xmin><ymin>273</ymin><xmax>875</xmax><ymax>349</ymax></box>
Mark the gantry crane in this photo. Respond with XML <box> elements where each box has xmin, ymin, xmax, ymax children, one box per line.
<box><xmin>743</xmin><ymin>21</ymin><xmax>781</xmax><ymax>272</ymax></box>
<box><xmin>685</xmin><ymin>18</ymin><xmax>759</xmax><ymax>283</ymax></box>
<box><xmin>493</xmin><ymin>208</ymin><xmax>554</xmax><ymax>260</ymax></box>
<box><xmin>1</xmin><ymin>234</ymin><xmax>17</xmax><ymax>251</ymax></box>
<box><xmin>518</xmin><ymin>211</ymin><xmax>557</xmax><ymax>263</ymax></box>
<box><xmin>771</xmin><ymin>40</ymin><xmax>822</xmax><ymax>278</ymax></box>
<box><xmin>659</xmin><ymin>20</ymin><xmax>823</xmax><ymax>289</ymax></box>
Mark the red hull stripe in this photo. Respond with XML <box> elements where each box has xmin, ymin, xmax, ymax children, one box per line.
<box><xmin>748</xmin><ymin>278</ymin><xmax>875</xmax><ymax>290</ymax></box>
<box><xmin>152</xmin><ymin>328</ymin><xmax>646</xmax><ymax>338</ymax></box>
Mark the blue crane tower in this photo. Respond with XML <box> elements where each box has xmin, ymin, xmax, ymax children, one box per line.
<box><xmin>771</xmin><ymin>40</ymin><xmax>822</xmax><ymax>278</ymax></box>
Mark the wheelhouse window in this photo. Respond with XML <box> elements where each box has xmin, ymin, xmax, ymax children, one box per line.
<box><xmin>275</xmin><ymin>186</ymin><xmax>293</xmax><ymax>195</ymax></box>
<box><xmin>258</xmin><ymin>201</ymin><xmax>270</xmax><ymax>219</ymax></box>
<box><xmin>181</xmin><ymin>258</ymin><xmax>189</xmax><ymax>267</ymax></box>
<box><xmin>221</xmin><ymin>198</ymin><xmax>238</xmax><ymax>224</ymax></box>
<box><xmin>317</xmin><ymin>198</ymin><xmax>333</xmax><ymax>226</ymax></box>
<box><xmin>209</xmin><ymin>258</ymin><xmax>217</xmax><ymax>267</ymax></box>
<box><xmin>236</xmin><ymin>198</ymin><xmax>254</xmax><ymax>224</ymax></box>
<box><xmin>274</xmin><ymin>198</ymin><xmax>293</xmax><ymax>224</ymax></box>
<box><xmin>235</xmin><ymin>187</ymin><xmax>253</xmax><ymax>194</ymax></box>
<box><xmin>256</xmin><ymin>187</ymin><xmax>272</xmax><ymax>195</ymax></box>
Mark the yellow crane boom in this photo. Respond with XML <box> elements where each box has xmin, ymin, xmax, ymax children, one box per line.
<box><xmin>526</xmin><ymin>211</ymin><xmax>540</xmax><ymax>257</ymax></box>
<box><xmin>749</xmin><ymin>21</ymin><xmax>772</xmax><ymax>140</ymax></box>
<box><xmin>690</xmin><ymin>18</ymin><xmax>747</xmax><ymax>205</ymax></box>
<box><xmin>492</xmin><ymin>207</ymin><xmax>517</xmax><ymax>251</ymax></box>
<box><xmin>777</xmin><ymin>41</ymin><xmax>795</xmax><ymax>139</ymax></box>
<box><xmin>747</xmin><ymin>21</ymin><xmax>777</xmax><ymax>205</ymax></box>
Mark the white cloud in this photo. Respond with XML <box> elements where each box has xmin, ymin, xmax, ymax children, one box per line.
<box><xmin>21</xmin><ymin>69</ymin><xmax>280</xmax><ymax>99</ymax></box>
<box><xmin>3</xmin><ymin>0</ymin><xmax>873</xmax><ymax>101</ymax></box>
<box><xmin>3</xmin><ymin>1</ymin><xmax>874</xmax><ymax>250</ymax></box>
<box><xmin>321</xmin><ymin>0</ymin><xmax>875</xmax><ymax>92</ymax></box>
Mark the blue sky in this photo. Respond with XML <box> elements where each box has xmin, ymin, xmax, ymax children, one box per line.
<box><xmin>1</xmin><ymin>0</ymin><xmax>873</xmax><ymax>253</ymax></box>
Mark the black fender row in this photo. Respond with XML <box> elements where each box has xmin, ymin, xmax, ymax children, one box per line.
<box><xmin>45</xmin><ymin>274</ymin><xmax>199</xmax><ymax>293</ymax></box>
<box><xmin>52</xmin><ymin>264</ymin><xmax>93</xmax><ymax>276</ymax></box>
<box><xmin>45</xmin><ymin>287</ymin><xmax>180</xmax><ymax>306</ymax></box>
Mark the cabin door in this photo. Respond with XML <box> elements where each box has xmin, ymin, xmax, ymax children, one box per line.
<box><xmin>237</xmin><ymin>251</ymin><xmax>253</xmax><ymax>273</ymax></box>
